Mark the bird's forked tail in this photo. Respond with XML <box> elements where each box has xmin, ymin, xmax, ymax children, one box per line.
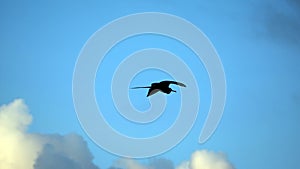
<box><xmin>130</xmin><ymin>86</ymin><xmax>151</xmax><ymax>89</ymax></box>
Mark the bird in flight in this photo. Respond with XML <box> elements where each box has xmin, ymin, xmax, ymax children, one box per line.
<box><xmin>131</xmin><ymin>80</ymin><xmax>186</xmax><ymax>97</ymax></box>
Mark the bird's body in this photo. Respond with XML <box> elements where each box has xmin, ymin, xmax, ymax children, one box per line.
<box><xmin>131</xmin><ymin>80</ymin><xmax>186</xmax><ymax>97</ymax></box>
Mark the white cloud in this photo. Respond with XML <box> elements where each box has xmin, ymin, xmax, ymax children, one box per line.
<box><xmin>111</xmin><ymin>158</ymin><xmax>175</xmax><ymax>169</ymax></box>
<box><xmin>112</xmin><ymin>150</ymin><xmax>234</xmax><ymax>169</ymax></box>
<box><xmin>34</xmin><ymin>133</ymin><xmax>99</xmax><ymax>169</ymax></box>
<box><xmin>176</xmin><ymin>161</ymin><xmax>189</xmax><ymax>169</ymax></box>
<box><xmin>0</xmin><ymin>99</ymin><xmax>43</xmax><ymax>169</ymax></box>
<box><xmin>148</xmin><ymin>158</ymin><xmax>174</xmax><ymax>169</ymax></box>
<box><xmin>113</xmin><ymin>158</ymin><xmax>147</xmax><ymax>169</ymax></box>
<box><xmin>188</xmin><ymin>150</ymin><xmax>234</xmax><ymax>169</ymax></box>
<box><xmin>0</xmin><ymin>99</ymin><xmax>99</xmax><ymax>169</ymax></box>
<box><xmin>0</xmin><ymin>99</ymin><xmax>234</xmax><ymax>169</ymax></box>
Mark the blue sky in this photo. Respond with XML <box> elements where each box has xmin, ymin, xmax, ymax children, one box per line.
<box><xmin>1</xmin><ymin>0</ymin><xmax>300</xmax><ymax>169</ymax></box>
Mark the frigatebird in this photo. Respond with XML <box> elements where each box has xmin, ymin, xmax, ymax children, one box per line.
<box><xmin>131</xmin><ymin>80</ymin><xmax>186</xmax><ymax>97</ymax></box>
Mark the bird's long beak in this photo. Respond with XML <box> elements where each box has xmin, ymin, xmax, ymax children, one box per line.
<box><xmin>172</xmin><ymin>89</ymin><xmax>176</xmax><ymax>93</ymax></box>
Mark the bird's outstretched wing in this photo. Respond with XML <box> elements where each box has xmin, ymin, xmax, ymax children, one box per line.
<box><xmin>159</xmin><ymin>81</ymin><xmax>186</xmax><ymax>87</ymax></box>
<box><xmin>147</xmin><ymin>88</ymin><xmax>160</xmax><ymax>97</ymax></box>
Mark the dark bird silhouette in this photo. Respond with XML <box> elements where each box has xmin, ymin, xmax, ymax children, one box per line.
<box><xmin>131</xmin><ymin>80</ymin><xmax>186</xmax><ymax>97</ymax></box>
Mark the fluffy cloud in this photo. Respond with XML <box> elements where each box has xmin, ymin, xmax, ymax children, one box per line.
<box><xmin>177</xmin><ymin>150</ymin><xmax>234</xmax><ymax>169</ymax></box>
<box><xmin>111</xmin><ymin>150</ymin><xmax>233</xmax><ymax>169</ymax></box>
<box><xmin>176</xmin><ymin>161</ymin><xmax>189</xmax><ymax>169</ymax></box>
<box><xmin>148</xmin><ymin>158</ymin><xmax>174</xmax><ymax>169</ymax></box>
<box><xmin>34</xmin><ymin>134</ymin><xmax>99</xmax><ymax>169</ymax></box>
<box><xmin>0</xmin><ymin>99</ymin><xmax>43</xmax><ymax>169</ymax></box>
<box><xmin>0</xmin><ymin>99</ymin><xmax>234</xmax><ymax>169</ymax></box>
<box><xmin>111</xmin><ymin>158</ymin><xmax>174</xmax><ymax>169</ymax></box>
<box><xmin>113</xmin><ymin>158</ymin><xmax>147</xmax><ymax>169</ymax></box>
<box><xmin>0</xmin><ymin>99</ymin><xmax>99</xmax><ymax>169</ymax></box>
